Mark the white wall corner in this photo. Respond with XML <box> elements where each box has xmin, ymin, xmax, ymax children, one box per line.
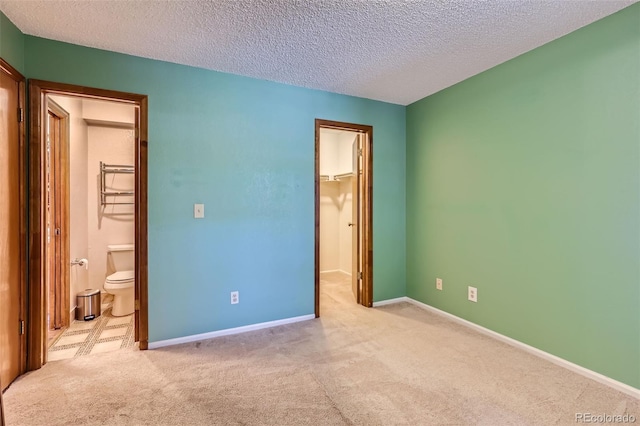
<box><xmin>372</xmin><ymin>297</ymin><xmax>410</xmax><ymax>307</ymax></box>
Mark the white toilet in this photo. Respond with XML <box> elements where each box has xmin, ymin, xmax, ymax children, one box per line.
<box><xmin>104</xmin><ymin>244</ymin><xmax>135</xmax><ymax>317</ymax></box>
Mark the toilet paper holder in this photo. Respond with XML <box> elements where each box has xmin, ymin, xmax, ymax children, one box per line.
<box><xmin>71</xmin><ymin>258</ymin><xmax>89</xmax><ymax>269</ymax></box>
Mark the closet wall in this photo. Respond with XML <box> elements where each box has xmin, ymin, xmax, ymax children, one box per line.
<box><xmin>319</xmin><ymin>129</ymin><xmax>357</xmax><ymax>274</ymax></box>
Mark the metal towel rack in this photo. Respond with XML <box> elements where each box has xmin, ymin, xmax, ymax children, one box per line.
<box><xmin>100</xmin><ymin>161</ymin><xmax>134</xmax><ymax>206</ymax></box>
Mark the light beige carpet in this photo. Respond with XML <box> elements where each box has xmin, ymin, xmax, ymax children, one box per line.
<box><xmin>4</xmin><ymin>272</ymin><xmax>639</xmax><ymax>425</ymax></box>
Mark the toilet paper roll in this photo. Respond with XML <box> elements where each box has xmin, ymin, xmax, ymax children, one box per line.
<box><xmin>79</xmin><ymin>258</ymin><xmax>89</xmax><ymax>270</ymax></box>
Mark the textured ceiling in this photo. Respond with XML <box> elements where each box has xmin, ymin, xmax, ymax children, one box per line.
<box><xmin>0</xmin><ymin>0</ymin><xmax>635</xmax><ymax>105</ymax></box>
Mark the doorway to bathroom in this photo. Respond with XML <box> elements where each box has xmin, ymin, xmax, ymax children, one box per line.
<box><xmin>315</xmin><ymin>119</ymin><xmax>373</xmax><ymax>317</ymax></box>
<box><xmin>27</xmin><ymin>80</ymin><xmax>148</xmax><ymax>370</ymax></box>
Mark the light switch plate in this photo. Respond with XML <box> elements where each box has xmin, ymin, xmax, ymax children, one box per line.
<box><xmin>194</xmin><ymin>203</ymin><xmax>205</xmax><ymax>218</ymax></box>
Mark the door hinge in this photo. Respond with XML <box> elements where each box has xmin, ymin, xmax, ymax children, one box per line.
<box><xmin>20</xmin><ymin>320</ymin><xmax>25</xmax><ymax>335</ymax></box>
<box><xmin>135</xmin><ymin>300</ymin><xmax>140</xmax><ymax>310</ymax></box>
<box><xmin>358</xmin><ymin>271</ymin><xmax>363</xmax><ymax>280</ymax></box>
<box><xmin>357</xmin><ymin>149</ymin><xmax>363</xmax><ymax>156</ymax></box>
<box><xmin>18</xmin><ymin>107</ymin><xmax>23</xmax><ymax>123</ymax></box>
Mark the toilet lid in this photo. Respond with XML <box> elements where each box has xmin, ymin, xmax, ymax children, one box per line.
<box><xmin>106</xmin><ymin>270</ymin><xmax>135</xmax><ymax>282</ymax></box>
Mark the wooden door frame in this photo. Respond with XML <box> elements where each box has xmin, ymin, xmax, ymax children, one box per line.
<box><xmin>0</xmin><ymin>376</ymin><xmax>4</xmax><ymax>426</ymax></box>
<box><xmin>0</xmin><ymin>57</ymin><xmax>27</xmax><ymax>387</ymax></box>
<box><xmin>46</xmin><ymin>99</ymin><xmax>71</xmax><ymax>331</ymax></box>
<box><xmin>314</xmin><ymin>119</ymin><xmax>373</xmax><ymax>317</ymax></box>
<box><xmin>27</xmin><ymin>80</ymin><xmax>149</xmax><ymax>371</ymax></box>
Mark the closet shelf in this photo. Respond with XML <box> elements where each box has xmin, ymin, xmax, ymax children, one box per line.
<box><xmin>320</xmin><ymin>172</ymin><xmax>353</xmax><ymax>182</ymax></box>
<box><xmin>100</xmin><ymin>161</ymin><xmax>135</xmax><ymax>206</ymax></box>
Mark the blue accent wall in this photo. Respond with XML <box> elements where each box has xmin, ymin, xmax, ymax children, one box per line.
<box><xmin>24</xmin><ymin>36</ymin><xmax>406</xmax><ymax>342</ymax></box>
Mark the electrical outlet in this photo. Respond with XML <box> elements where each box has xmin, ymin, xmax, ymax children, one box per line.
<box><xmin>436</xmin><ymin>278</ymin><xmax>443</xmax><ymax>290</ymax></box>
<box><xmin>230</xmin><ymin>291</ymin><xmax>239</xmax><ymax>304</ymax></box>
<box><xmin>468</xmin><ymin>286</ymin><xmax>477</xmax><ymax>303</ymax></box>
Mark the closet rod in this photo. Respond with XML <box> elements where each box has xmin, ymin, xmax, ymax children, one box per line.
<box><xmin>333</xmin><ymin>172</ymin><xmax>353</xmax><ymax>180</ymax></box>
<box><xmin>320</xmin><ymin>172</ymin><xmax>353</xmax><ymax>182</ymax></box>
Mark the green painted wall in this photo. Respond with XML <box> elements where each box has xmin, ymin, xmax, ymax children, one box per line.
<box><xmin>0</xmin><ymin>11</ymin><xmax>24</xmax><ymax>74</ymax></box>
<box><xmin>407</xmin><ymin>4</ymin><xmax>640</xmax><ymax>388</ymax></box>
<box><xmin>24</xmin><ymin>36</ymin><xmax>406</xmax><ymax>343</ymax></box>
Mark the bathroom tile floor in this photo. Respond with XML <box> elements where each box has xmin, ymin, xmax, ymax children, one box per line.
<box><xmin>47</xmin><ymin>294</ymin><xmax>135</xmax><ymax>361</ymax></box>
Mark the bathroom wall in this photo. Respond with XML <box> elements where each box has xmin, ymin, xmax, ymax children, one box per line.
<box><xmin>83</xmin><ymin>100</ymin><xmax>135</xmax><ymax>124</ymax></box>
<box><xmin>45</xmin><ymin>96</ymin><xmax>135</xmax><ymax>304</ymax></box>
<box><xmin>84</xmin><ymin>100</ymin><xmax>136</xmax><ymax>291</ymax></box>
<box><xmin>48</xmin><ymin>95</ymin><xmax>89</xmax><ymax>315</ymax></box>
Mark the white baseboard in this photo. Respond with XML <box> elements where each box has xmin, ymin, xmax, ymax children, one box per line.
<box><xmin>372</xmin><ymin>296</ymin><xmax>409</xmax><ymax>307</ymax></box>
<box><xmin>374</xmin><ymin>296</ymin><xmax>640</xmax><ymax>399</ymax></box>
<box><xmin>148</xmin><ymin>314</ymin><xmax>315</xmax><ymax>350</ymax></box>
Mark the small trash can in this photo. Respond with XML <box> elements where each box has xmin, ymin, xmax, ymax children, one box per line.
<box><xmin>76</xmin><ymin>289</ymin><xmax>101</xmax><ymax>321</ymax></box>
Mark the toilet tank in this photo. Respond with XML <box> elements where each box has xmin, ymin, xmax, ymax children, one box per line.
<box><xmin>107</xmin><ymin>244</ymin><xmax>134</xmax><ymax>272</ymax></box>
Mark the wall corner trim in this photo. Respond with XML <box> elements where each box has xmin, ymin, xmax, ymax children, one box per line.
<box><xmin>148</xmin><ymin>314</ymin><xmax>316</xmax><ymax>350</ymax></box>
<box><xmin>372</xmin><ymin>297</ymin><xmax>410</xmax><ymax>307</ymax></box>
<box><xmin>374</xmin><ymin>296</ymin><xmax>640</xmax><ymax>399</ymax></box>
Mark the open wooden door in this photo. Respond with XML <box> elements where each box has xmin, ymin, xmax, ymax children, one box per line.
<box><xmin>44</xmin><ymin>99</ymin><xmax>71</xmax><ymax>348</ymax></box>
<box><xmin>351</xmin><ymin>135</ymin><xmax>363</xmax><ymax>303</ymax></box>
<box><xmin>0</xmin><ymin>58</ymin><xmax>26</xmax><ymax>391</ymax></box>
<box><xmin>47</xmin><ymin>111</ymin><xmax>61</xmax><ymax>331</ymax></box>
